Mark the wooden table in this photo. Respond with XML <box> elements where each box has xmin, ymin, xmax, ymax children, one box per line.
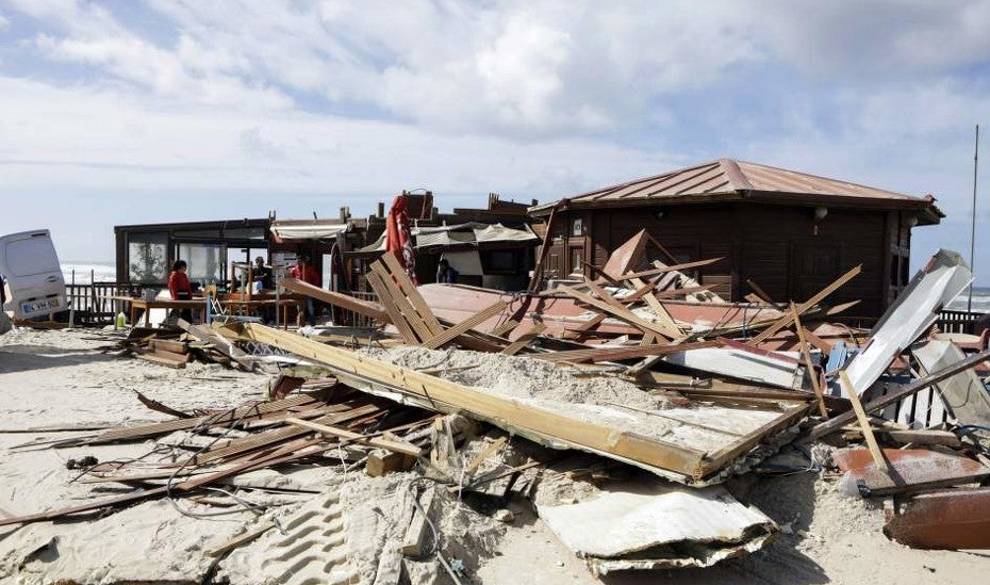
<box><xmin>106</xmin><ymin>295</ymin><xmax>304</xmax><ymax>327</ymax></box>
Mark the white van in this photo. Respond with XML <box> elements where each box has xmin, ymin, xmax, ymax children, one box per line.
<box><xmin>0</xmin><ymin>229</ymin><xmax>66</xmax><ymax>320</ymax></box>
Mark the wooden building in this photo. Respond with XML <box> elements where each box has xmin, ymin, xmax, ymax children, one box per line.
<box><xmin>528</xmin><ymin>159</ymin><xmax>943</xmax><ymax>319</ymax></box>
<box><xmin>114</xmin><ymin>218</ymin><xmax>271</xmax><ymax>286</ymax></box>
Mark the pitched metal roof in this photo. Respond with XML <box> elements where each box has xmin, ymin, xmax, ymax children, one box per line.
<box><xmin>529</xmin><ymin>159</ymin><xmax>942</xmax><ymax>220</ymax></box>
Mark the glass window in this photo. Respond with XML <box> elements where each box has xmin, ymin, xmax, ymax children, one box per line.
<box><xmin>173</xmin><ymin>228</ymin><xmax>221</xmax><ymax>239</ymax></box>
<box><xmin>224</xmin><ymin>227</ymin><xmax>267</xmax><ymax>240</ymax></box>
<box><xmin>486</xmin><ymin>250</ymin><xmax>518</xmax><ymax>272</ymax></box>
<box><xmin>5</xmin><ymin>235</ymin><xmax>60</xmax><ymax>277</ymax></box>
<box><xmin>571</xmin><ymin>249</ymin><xmax>584</xmax><ymax>273</ymax></box>
<box><xmin>128</xmin><ymin>232</ymin><xmax>169</xmax><ymax>283</ymax></box>
<box><xmin>571</xmin><ymin>218</ymin><xmax>583</xmax><ymax>237</ymax></box>
<box><xmin>177</xmin><ymin>243</ymin><xmax>223</xmax><ymax>283</ymax></box>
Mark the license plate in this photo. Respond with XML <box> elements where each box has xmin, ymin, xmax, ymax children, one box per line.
<box><xmin>21</xmin><ymin>297</ymin><xmax>61</xmax><ymax>316</ymax></box>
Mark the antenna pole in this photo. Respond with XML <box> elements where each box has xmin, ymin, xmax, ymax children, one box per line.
<box><xmin>969</xmin><ymin>124</ymin><xmax>979</xmax><ymax>313</ymax></box>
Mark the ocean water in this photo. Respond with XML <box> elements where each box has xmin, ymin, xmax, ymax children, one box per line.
<box><xmin>61</xmin><ymin>262</ymin><xmax>117</xmax><ymax>285</ymax></box>
<box><xmin>946</xmin><ymin>286</ymin><xmax>990</xmax><ymax>313</ymax></box>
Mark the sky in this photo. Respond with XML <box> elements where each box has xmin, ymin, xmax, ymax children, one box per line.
<box><xmin>0</xmin><ymin>0</ymin><xmax>988</xmax><ymax>283</ymax></box>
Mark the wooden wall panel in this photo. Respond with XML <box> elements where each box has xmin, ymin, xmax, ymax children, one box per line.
<box><xmin>577</xmin><ymin>202</ymin><xmax>893</xmax><ymax>318</ymax></box>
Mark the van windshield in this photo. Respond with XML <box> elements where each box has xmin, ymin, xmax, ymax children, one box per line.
<box><xmin>5</xmin><ymin>236</ymin><xmax>60</xmax><ymax>277</ymax></box>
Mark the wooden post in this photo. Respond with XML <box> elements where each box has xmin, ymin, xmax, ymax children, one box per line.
<box><xmin>838</xmin><ymin>371</ymin><xmax>888</xmax><ymax>472</ymax></box>
<box><xmin>790</xmin><ymin>302</ymin><xmax>828</xmax><ymax>418</ymax></box>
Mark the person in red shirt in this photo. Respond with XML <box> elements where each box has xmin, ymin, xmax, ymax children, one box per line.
<box><xmin>168</xmin><ymin>260</ymin><xmax>193</xmax><ymax>322</ymax></box>
<box><xmin>291</xmin><ymin>255</ymin><xmax>320</xmax><ymax>324</ymax></box>
<box><xmin>290</xmin><ymin>256</ymin><xmax>320</xmax><ymax>286</ymax></box>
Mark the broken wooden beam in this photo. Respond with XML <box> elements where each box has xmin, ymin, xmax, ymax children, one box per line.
<box><xmin>747</xmin><ymin>264</ymin><xmax>862</xmax><ymax>345</ymax></box>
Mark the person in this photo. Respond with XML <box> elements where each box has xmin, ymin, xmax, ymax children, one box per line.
<box><xmin>291</xmin><ymin>255</ymin><xmax>320</xmax><ymax>325</ymax></box>
<box><xmin>168</xmin><ymin>260</ymin><xmax>193</xmax><ymax>322</ymax></box>
<box><xmin>436</xmin><ymin>258</ymin><xmax>459</xmax><ymax>284</ymax></box>
<box><xmin>253</xmin><ymin>256</ymin><xmax>273</xmax><ymax>290</ymax></box>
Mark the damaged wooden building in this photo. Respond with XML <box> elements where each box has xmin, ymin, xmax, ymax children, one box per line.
<box><xmin>528</xmin><ymin>158</ymin><xmax>944</xmax><ymax>319</ymax></box>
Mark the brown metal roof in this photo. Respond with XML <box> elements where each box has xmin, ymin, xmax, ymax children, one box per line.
<box><xmin>529</xmin><ymin>159</ymin><xmax>942</xmax><ymax>221</ymax></box>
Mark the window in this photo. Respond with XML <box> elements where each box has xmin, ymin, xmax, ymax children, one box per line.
<box><xmin>571</xmin><ymin>249</ymin><xmax>584</xmax><ymax>273</ymax></box>
<box><xmin>128</xmin><ymin>232</ymin><xmax>168</xmax><ymax>283</ymax></box>
<box><xmin>5</xmin><ymin>236</ymin><xmax>60</xmax><ymax>277</ymax></box>
<box><xmin>178</xmin><ymin>243</ymin><xmax>223</xmax><ymax>283</ymax></box>
<box><xmin>485</xmin><ymin>250</ymin><xmax>519</xmax><ymax>273</ymax></box>
<box><xmin>571</xmin><ymin>217</ymin><xmax>584</xmax><ymax>237</ymax></box>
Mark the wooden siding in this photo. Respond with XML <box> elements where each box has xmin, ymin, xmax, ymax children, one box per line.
<box><xmin>553</xmin><ymin>202</ymin><xmax>901</xmax><ymax>319</ymax></box>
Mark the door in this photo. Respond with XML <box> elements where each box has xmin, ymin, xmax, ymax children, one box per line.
<box><xmin>790</xmin><ymin>244</ymin><xmax>840</xmax><ymax>302</ymax></box>
<box><xmin>0</xmin><ymin>230</ymin><xmax>66</xmax><ymax>319</ymax></box>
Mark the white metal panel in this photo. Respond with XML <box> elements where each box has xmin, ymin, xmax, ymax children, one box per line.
<box><xmin>539</xmin><ymin>482</ymin><xmax>775</xmax><ymax>573</ymax></box>
<box><xmin>842</xmin><ymin>249</ymin><xmax>972</xmax><ymax>395</ymax></box>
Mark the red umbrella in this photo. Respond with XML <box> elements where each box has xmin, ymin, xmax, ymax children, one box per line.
<box><xmin>385</xmin><ymin>193</ymin><xmax>418</xmax><ymax>284</ymax></box>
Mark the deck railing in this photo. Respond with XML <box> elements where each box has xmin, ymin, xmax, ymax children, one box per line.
<box><xmin>65</xmin><ymin>281</ymin><xmax>143</xmax><ymax>326</ymax></box>
<box><xmin>936</xmin><ymin>309</ymin><xmax>987</xmax><ymax>335</ymax></box>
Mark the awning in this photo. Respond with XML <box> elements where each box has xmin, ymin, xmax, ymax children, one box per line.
<box><xmin>270</xmin><ymin>221</ymin><xmax>349</xmax><ymax>241</ymax></box>
<box><xmin>358</xmin><ymin>222</ymin><xmax>539</xmax><ymax>252</ymax></box>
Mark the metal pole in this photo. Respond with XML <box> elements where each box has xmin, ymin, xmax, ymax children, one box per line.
<box><xmin>969</xmin><ymin>124</ymin><xmax>979</xmax><ymax>313</ymax></box>
<box><xmin>69</xmin><ymin>269</ymin><xmax>75</xmax><ymax>327</ymax></box>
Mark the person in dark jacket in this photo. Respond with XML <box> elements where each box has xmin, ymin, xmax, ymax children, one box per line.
<box><xmin>436</xmin><ymin>258</ymin><xmax>458</xmax><ymax>284</ymax></box>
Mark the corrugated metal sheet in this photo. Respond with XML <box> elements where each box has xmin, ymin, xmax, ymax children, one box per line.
<box><xmin>538</xmin><ymin>482</ymin><xmax>776</xmax><ymax>574</ymax></box>
<box><xmin>531</xmin><ymin>158</ymin><xmax>938</xmax><ymax>212</ymax></box>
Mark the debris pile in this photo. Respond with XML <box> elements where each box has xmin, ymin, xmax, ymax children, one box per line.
<box><xmin>2</xmin><ymin>232</ymin><xmax>989</xmax><ymax>584</ymax></box>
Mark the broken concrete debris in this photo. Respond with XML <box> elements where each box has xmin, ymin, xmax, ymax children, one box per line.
<box><xmin>3</xmin><ymin>236</ymin><xmax>989</xmax><ymax>585</ymax></box>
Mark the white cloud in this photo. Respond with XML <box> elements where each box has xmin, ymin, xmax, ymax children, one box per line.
<box><xmin>0</xmin><ymin>11</ymin><xmax>9</xmax><ymax>31</ymax></box>
<box><xmin>1</xmin><ymin>0</ymin><xmax>989</xmax><ymax>275</ymax></box>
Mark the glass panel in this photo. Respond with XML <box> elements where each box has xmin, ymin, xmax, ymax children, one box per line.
<box><xmin>173</xmin><ymin>229</ymin><xmax>221</xmax><ymax>239</ymax></box>
<box><xmin>128</xmin><ymin>232</ymin><xmax>169</xmax><ymax>283</ymax></box>
<box><xmin>223</xmin><ymin>227</ymin><xmax>267</xmax><ymax>240</ymax></box>
<box><xmin>177</xmin><ymin>243</ymin><xmax>223</xmax><ymax>284</ymax></box>
<box><xmin>5</xmin><ymin>236</ymin><xmax>60</xmax><ymax>277</ymax></box>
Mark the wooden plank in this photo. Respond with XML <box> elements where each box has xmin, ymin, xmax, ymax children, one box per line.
<box><xmin>178</xmin><ymin>318</ymin><xmax>256</xmax><ymax>371</ymax></box>
<box><xmin>839</xmin><ymin>371</ymin><xmax>889</xmax><ymax>472</ymax></box>
<box><xmin>701</xmin><ymin>402</ymin><xmax>811</xmax><ymax>474</ymax></box>
<box><xmin>136</xmin><ymin>353</ymin><xmax>186</xmax><ymax>369</ymax></box>
<box><xmin>378</xmin><ymin>254</ymin><xmax>443</xmax><ymax>335</ymax></box>
<box><xmin>422</xmin><ymin>301</ymin><xmax>506</xmax><ymax>349</ymax></box>
<box><xmin>152</xmin><ymin>347</ymin><xmax>191</xmax><ymax>363</ymax></box>
<box><xmin>747</xmin><ymin>264</ymin><xmax>862</xmax><ymax>345</ymax></box>
<box><xmin>616</xmin><ymin>257</ymin><xmax>724</xmax><ymax>281</ymax></box>
<box><xmin>490</xmin><ymin>319</ymin><xmax>519</xmax><ymax>338</ymax></box>
<box><xmin>627</xmin><ymin>276</ymin><xmax>682</xmax><ymax>336</ymax></box>
<box><xmin>286</xmin><ymin>417</ymin><xmax>422</xmax><ymax>457</ymax></box>
<box><xmin>183</xmin><ymin>403</ymin><xmax>379</xmax><ymax>466</ymax></box>
<box><xmin>810</xmin><ymin>349</ymin><xmax>990</xmax><ymax>439</ymax></box>
<box><xmin>149</xmin><ymin>339</ymin><xmax>188</xmax><ymax>354</ymax></box>
<box><xmin>557</xmin><ymin>285</ymin><xmax>679</xmax><ymax>339</ymax></box>
<box><xmin>282</xmin><ymin>277</ymin><xmax>389</xmax><ymax>322</ymax></box>
<box><xmin>369</xmin><ymin>263</ymin><xmax>432</xmax><ymax>341</ymax></box>
<box><xmin>238</xmin><ymin>323</ymin><xmax>710</xmax><ymax>479</ymax></box>
<box><xmin>801</xmin><ymin>327</ymin><xmax>834</xmax><ymax>353</ymax></box>
<box><xmin>501</xmin><ymin>323</ymin><xmax>546</xmax><ymax>356</ymax></box>
<box><xmin>535</xmin><ymin>340</ymin><xmax>719</xmax><ymax>364</ymax></box>
<box><xmin>745</xmin><ymin>278</ymin><xmax>775</xmax><ymax>303</ymax></box>
<box><xmin>366</xmin><ymin>271</ymin><xmax>420</xmax><ymax>344</ymax></box>
<box><xmin>791</xmin><ymin>302</ymin><xmax>828</xmax><ymax>418</ymax></box>
<box><xmin>84</xmin><ymin>394</ymin><xmax>318</xmax><ymax>444</ymax></box>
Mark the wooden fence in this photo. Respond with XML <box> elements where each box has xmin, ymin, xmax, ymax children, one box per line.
<box><xmin>936</xmin><ymin>309</ymin><xmax>988</xmax><ymax>335</ymax></box>
<box><xmin>65</xmin><ymin>281</ymin><xmax>143</xmax><ymax>326</ymax></box>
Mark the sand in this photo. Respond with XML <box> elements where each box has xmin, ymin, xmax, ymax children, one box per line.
<box><xmin>479</xmin><ymin>470</ymin><xmax>990</xmax><ymax>585</ymax></box>
<box><xmin>2</xmin><ymin>329</ymin><xmax>988</xmax><ymax>584</ymax></box>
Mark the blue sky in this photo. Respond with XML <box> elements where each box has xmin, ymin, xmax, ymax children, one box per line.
<box><xmin>0</xmin><ymin>0</ymin><xmax>988</xmax><ymax>283</ymax></box>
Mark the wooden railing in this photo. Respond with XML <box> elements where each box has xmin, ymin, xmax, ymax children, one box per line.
<box><xmin>65</xmin><ymin>281</ymin><xmax>143</xmax><ymax>326</ymax></box>
<box><xmin>936</xmin><ymin>309</ymin><xmax>988</xmax><ymax>335</ymax></box>
<box><xmin>329</xmin><ymin>290</ymin><xmax>381</xmax><ymax>328</ymax></box>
